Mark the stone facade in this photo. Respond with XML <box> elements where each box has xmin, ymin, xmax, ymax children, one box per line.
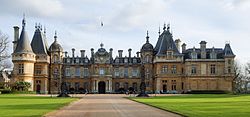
<box><xmin>12</xmin><ymin>18</ymin><xmax>235</xmax><ymax>94</ymax></box>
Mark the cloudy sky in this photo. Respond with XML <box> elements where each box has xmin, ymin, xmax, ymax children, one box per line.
<box><xmin>0</xmin><ymin>0</ymin><xmax>249</xmax><ymax>64</ymax></box>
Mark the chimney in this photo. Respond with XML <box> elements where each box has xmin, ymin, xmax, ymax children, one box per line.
<box><xmin>72</xmin><ymin>48</ymin><xmax>75</xmax><ymax>57</ymax></box>
<box><xmin>181</xmin><ymin>43</ymin><xmax>186</xmax><ymax>53</ymax></box>
<box><xmin>80</xmin><ymin>50</ymin><xmax>85</xmax><ymax>58</ymax></box>
<box><xmin>128</xmin><ymin>48</ymin><xmax>132</xmax><ymax>58</ymax></box>
<box><xmin>200</xmin><ymin>41</ymin><xmax>207</xmax><ymax>59</ymax></box>
<box><xmin>136</xmin><ymin>52</ymin><xmax>140</xmax><ymax>57</ymax></box>
<box><xmin>174</xmin><ymin>39</ymin><xmax>181</xmax><ymax>52</ymax></box>
<box><xmin>64</xmin><ymin>51</ymin><xmax>68</xmax><ymax>57</ymax></box>
<box><xmin>109</xmin><ymin>48</ymin><xmax>113</xmax><ymax>58</ymax></box>
<box><xmin>13</xmin><ymin>26</ymin><xmax>19</xmax><ymax>51</ymax></box>
<box><xmin>118</xmin><ymin>50</ymin><xmax>123</xmax><ymax>58</ymax></box>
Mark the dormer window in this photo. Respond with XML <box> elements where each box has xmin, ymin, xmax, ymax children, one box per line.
<box><xmin>115</xmin><ymin>59</ymin><xmax>119</xmax><ymax>63</ymax></box>
<box><xmin>191</xmin><ymin>47</ymin><xmax>197</xmax><ymax>59</ymax></box>
<box><xmin>67</xmin><ymin>58</ymin><xmax>70</xmax><ymax>63</ymax></box>
<box><xmin>210</xmin><ymin>52</ymin><xmax>217</xmax><ymax>59</ymax></box>
<box><xmin>76</xmin><ymin>59</ymin><xmax>79</xmax><ymax>63</ymax></box>
<box><xmin>167</xmin><ymin>51</ymin><xmax>173</xmax><ymax>56</ymax></box>
<box><xmin>133</xmin><ymin>58</ymin><xmax>137</xmax><ymax>63</ymax></box>
<box><xmin>85</xmin><ymin>59</ymin><xmax>88</xmax><ymax>63</ymax></box>
<box><xmin>124</xmin><ymin>58</ymin><xmax>128</xmax><ymax>63</ymax></box>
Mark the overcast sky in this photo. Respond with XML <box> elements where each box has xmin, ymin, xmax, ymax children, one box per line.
<box><xmin>0</xmin><ymin>0</ymin><xmax>249</xmax><ymax>64</ymax></box>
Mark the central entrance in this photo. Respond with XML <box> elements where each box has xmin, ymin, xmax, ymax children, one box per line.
<box><xmin>98</xmin><ymin>81</ymin><xmax>106</xmax><ymax>94</ymax></box>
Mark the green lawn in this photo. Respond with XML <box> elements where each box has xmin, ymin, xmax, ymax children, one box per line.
<box><xmin>132</xmin><ymin>94</ymin><xmax>250</xmax><ymax>117</ymax></box>
<box><xmin>0</xmin><ymin>94</ymin><xmax>77</xmax><ymax>117</ymax></box>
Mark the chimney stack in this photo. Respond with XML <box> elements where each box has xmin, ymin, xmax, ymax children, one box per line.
<box><xmin>64</xmin><ymin>51</ymin><xmax>68</xmax><ymax>57</ymax></box>
<box><xmin>80</xmin><ymin>50</ymin><xmax>85</xmax><ymax>58</ymax></box>
<box><xmin>72</xmin><ymin>48</ymin><xmax>75</xmax><ymax>57</ymax></box>
<box><xmin>200</xmin><ymin>41</ymin><xmax>207</xmax><ymax>59</ymax></box>
<box><xmin>118</xmin><ymin>50</ymin><xmax>123</xmax><ymax>58</ymax></box>
<box><xmin>128</xmin><ymin>48</ymin><xmax>132</xmax><ymax>58</ymax></box>
<box><xmin>91</xmin><ymin>48</ymin><xmax>94</xmax><ymax>58</ymax></box>
<box><xmin>175</xmin><ymin>39</ymin><xmax>181</xmax><ymax>52</ymax></box>
<box><xmin>13</xmin><ymin>26</ymin><xmax>19</xmax><ymax>51</ymax></box>
<box><xmin>109</xmin><ymin>48</ymin><xmax>113</xmax><ymax>58</ymax></box>
<box><xmin>136</xmin><ymin>52</ymin><xmax>140</xmax><ymax>57</ymax></box>
<box><xmin>181</xmin><ymin>43</ymin><xmax>186</xmax><ymax>53</ymax></box>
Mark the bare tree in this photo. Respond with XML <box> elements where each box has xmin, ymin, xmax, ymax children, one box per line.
<box><xmin>232</xmin><ymin>60</ymin><xmax>244</xmax><ymax>94</ymax></box>
<box><xmin>0</xmin><ymin>30</ymin><xmax>11</xmax><ymax>72</ymax></box>
<box><xmin>243</xmin><ymin>62</ymin><xmax>250</xmax><ymax>93</ymax></box>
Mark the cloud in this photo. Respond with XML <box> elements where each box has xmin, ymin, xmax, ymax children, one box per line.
<box><xmin>0</xmin><ymin>0</ymin><xmax>63</xmax><ymax>17</ymax></box>
<box><xmin>223</xmin><ymin>0</ymin><xmax>250</xmax><ymax>11</ymax></box>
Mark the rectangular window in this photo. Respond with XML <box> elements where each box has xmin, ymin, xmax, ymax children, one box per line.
<box><xmin>191</xmin><ymin>65</ymin><xmax>197</xmax><ymax>74</ymax></box>
<box><xmin>132</xmin><ymin>68</ymin><xmax>138</xmax><ymax>77</ymax></box>
<box><xmin>133</xmin><ymin>59</ymin><xmax>137</xmax><ymax>63</ymax></box>
<box><xmin>83</xmin><ymin>68</ymin><xmax>89</xmax><ymax>77</ymax></box>
<box><xmin>120</xmin><ymin>68</ymin><xmax>124</xmax><ymax>77</ymax></box>
<box><xmin>171</xmin><ymin>65</ymin><xmax>177</xmax><ymax>74</ymax></box>
<box><xmin>76</xmin><ymin>59</ymin><xmax>79</xmax><ymax>63</ymax></box>
<box><xmin>67</xmin><ymin>59</ymin><xmax>70</xmax><ymax>63</ymax></box>
<box><xmin>124</xmin><ymin>68</ymin><xmax>128</xmax><ymax>77</ymax></box>
<box><xmin>228</xmin><ymin>66</ymin><xmax>231</xmax><ymax>73</ymax></box>
<box><xmin>114</xmin><ymin>68</ymin><xmax>119</xmax><ymax>77</ymax></box>
<box><xmin>171</xmin><ymin>80</ymin><xmax>176</xmax><ymax>90</ymax></box>
<box><xmin>65</xmin><ymin>68</ymin><xmax>70</xmax><ymax>77</ymax></box>
<box><xmin>34</xmin><ymin>65</ymin><xmax>42</xmax><ymax>75</ymax></box>
<box><xmin>210</xmin><ymin>64</ymin><xmax>216</xmax><ymax>74</ymax></box>
<box><xmin>75</xmin><ymin>68</ymin><xmax>80</xmax><ymax>76</ymax></box>
<box><xmin>18</xmin><ymin>64</ymin><xmax>24</xmax><ymax>74</ymax></box>
<box><xmin>99</xmin><ymin>68</ymin><xmax>105</xmax><ymax>75</ymax></box>
<box><xmin>162</xmin><ymin>65</ymin><xmax>168</xmax><ymax>73</ymax></box>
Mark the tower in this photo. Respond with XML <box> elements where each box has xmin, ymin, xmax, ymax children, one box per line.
<box><xmin>31</xmin><ymin>23</ymin><xmax>50</xmax><ymax>94</ymax></box>
<box><xmin>140</xmin><ymin>31</ymin><xmax>154</xmax><ymax>92</ymax></box>
<box><xmin>49</xmin><ymin>31</ymin><xmax>64</xmax><ymax>94</ymax></box>
<box><xmin>12</xmin><ymin>15</ymin><xmax>36</xmax><ymax>91</ymax></box>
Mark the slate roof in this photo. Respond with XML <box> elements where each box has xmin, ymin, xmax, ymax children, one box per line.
<box><xmin>31</xmin><ymin>28</ymin><xmax>48</xmax><ymax>54</ymax></box>
<box><xmin>14</xmin><ymin>18</ymin><xmax>34</xmax><ymax>54</ymax></box>
<box><xmin>49</xmin><ymin>33</ymin><xmax>63</xmax><ymax>52</ymax></box>
<box><xmin>224</xmin><ymin>43</ymin><xmax>235</xmax><ymax>57</ymax></box>
<box><xmin>141</xmin><ymin>31</ymin><xmax>153</xmax><ymax>52</ymax></box>
<box><xmin>154</xmin><ymin>28</ymin><xmax>180</xmax><ymax>56</ymax></box>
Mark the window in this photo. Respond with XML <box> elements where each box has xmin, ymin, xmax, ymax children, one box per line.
<box><xmin>132</xmin><ymin>68</ymin><xmax>138</xmax><ymax>77</ymax></box>
<box><xmin>210</xmin><ymin>64</ymin><xmax>216</xmax><ymax>74</ymax></box>
<box><xmin>171</xmin><ymin>80</ymin><xmax>176</xmax><ymax>90</ymax></box>
<box><xmin>83</xmin><ymin>68</ymin><xmax>89</xmax><ymax>77</ymax></box>
<box><xmin>53</xmin><ymin>55</ymin><xmax>59</xmax><ymax>63</ymax></box>
<box><xmin>85</xmin><ymin>58</ymin><xmax>88</xmax><ymax>63</ymax></box>
<box><xmin>146</xmin><ymin>68</ymin><xmax>150</xmax><ymax>79</ymax></box>
<box><xmin>76</xmin><ymin>59</ymin><xmax>79</xmax><ymax>63</ymax></box>
<box><xmin>65</xmin><ymin>68</ymin><xmax>70</xmax><ymax>77</ymax></box>
<box><xmin>115</xmin><ymin>59</ymin><xmax>119</xmax><ymax>63</ymax></box>
<box><xmin>114</xmin><ymin>68</ymin><xmax>119</xmax><ymax>77</ymax></box>
<box><xmin>133</xmin><ymin>59</ymin><xmax>137</xmax><ymax>63</ymax></box>
<box><xmin>119</xmin><ymin>68</ymin><xmax>124</xmax><ymax>77</ymax></box>
<box><xmin>99</xmin><ymin>68</ymin><xmax>105</xmax><ymax>75</ymax></box>
<box><xmin>18</xmin><ymin>64</ymin><xmax>24</xmax><ymax>74</ymax></box>
<box><xmin>191</xmin><ymin>65</ymin><xmax>197</xmax><ymax>74</ymax></box>
<box><xmin>124</xmin><ymin>58</ymin><xmax>128</xmax><ymax>63</ymax></box>
<box><xmin>191</xmin><ymin>52</ymin><xmax>197</xmax><ymax>59</ymax></box>
<box><xmin>35</xmin><ymin>65</ymin><xmax>42</xmax><ymax>75</ymax></box>
<box><xmin>75</xmin><ymin>68</ymin><xmax>80</xmax><ymax>76</ymax></box>
<box><xmin>161</xmin><ymin>65</ymin><xmax>168</xmax><ymax>73</ymax></box>
<box><xmin>171</xmin><ymin>65</ymin><xmax>177</xmax><ymax>74</ymax></box>
<box><xmin>145</xmin><ymin>55</ymin><xmax>150</xmax><ymax>63</ymax></box>
<box><xmin>210</xmin><ymin>52</ymin><xmax>217</xmax><ymax>59</ymax></box>
<box><xmin>124</xmin><ymin>68</ymin><xmax>128</xmax><ymax>77</ymax></box>
<box><xmin>228</xmin><ymin>60</ymin><xmax>231</xmax><ymax>65</ymax></box>
<box><xmin>67</xmin><ymin>59</ymin><xmax>70</xmax><ymax>63</ymax></box>
<box><xmin>167</xmin><ymin>51</ymin><xmax>173</xmax><ymax>56</ymax></box>
<box><xmin>228</xmin><ymin>66</ymin><xmax>231</xmax><ymax>73</ymax></box>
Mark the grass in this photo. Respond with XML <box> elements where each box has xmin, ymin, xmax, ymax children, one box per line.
<box><xmin>131</xmin><ymin>94</ymin><xmax>250</xmax><ymax>117</ymax></box>
<box><xmin>0</xmin><ymin>94</ymin><xmax>77</xmax><ymax>117</ymax></box>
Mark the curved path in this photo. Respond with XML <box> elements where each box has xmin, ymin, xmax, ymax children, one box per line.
<box><xmin>45</xmin><ymin>94</ymin><xmax>181</xmax><ymax>117</ymax></box>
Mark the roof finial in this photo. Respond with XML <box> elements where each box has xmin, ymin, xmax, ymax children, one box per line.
<box><xmin>158</xmin><ymin>26</ymin><xmax>161</xmax><ymax>36</ymax></box>
<box><xmin>146</xmin><ymin>30</ymin><xmax>149</xmax><ymax>43</ymax></box>
<box><xmin>22</xmin><ymin>13</ymin><xmax>26</xmax><ymax>28</ymax></box>
<box><xmin>163</xmin><ymin>23</ymin><xmax>166</xmax><ymax>31</ymax></box>
<box><xmin>54</xmin><ymin>30</ymin><xmax>57</xmax><ymax>41</ymax></box>
<box><xmin>44</xmin><ymin>25</ymin><xmax>46</xmax><ymax>36</ymax></box>
<box><xmin>167</xmin><ymin>23</ymin><xmax>170</xmax><ymax>31</ymax></box>
<box><xmin>35</xmin><ymin>22</ymin><xmax>38</xmax><ymax>29</ymax></box>
<box><xmin>100</xmin><ymin>43</ymin><xmax>104</xmax><ymax>48</ymax></box>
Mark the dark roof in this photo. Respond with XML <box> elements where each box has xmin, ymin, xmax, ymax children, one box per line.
<box><xmin>49</xmin><ymin>34</ymin><xmax>63</xmax><ymax>52</ymax></box>
<box><xmin>224</xmin><ymin>43</ymin><xmax>235</xmax><ymax>57</ymax></box>
<box><xmin>141</xmin><ymin>35</ymin><xmax>153</xmax><ymax>52</ymax></box>
<box><xmin>14</xmin><ymin>18</ymin><xmax>34</xmax><ymax>54</ymax></box>
<box><xmin>31</xmin><ymin>28</ymin><xmax>48</xmax><ymax>54</ymax></box>
<box><xmin>154</xmin><ymin>29</ymin><xmax>180</xmax><ymax>55</ymax></box>
<box><xmin>183</xmin><ymin>48</ymin><xmax>225</xmax><ymax>59</ymax></box>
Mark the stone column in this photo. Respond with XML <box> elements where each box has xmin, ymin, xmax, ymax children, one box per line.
<box><xmin>106</xmin><ymin>80</ymin><xmax>108</xmax><ymax>91</ymax></box>
<box><xmin>109</xmin><ymin>80</ymin><xmax>112</xmax><ymax>92</ymax></box>
<box><xmin>156</xmin><ymin>78</ymin><xmax>161</xmax><ymax>93</ymax></box>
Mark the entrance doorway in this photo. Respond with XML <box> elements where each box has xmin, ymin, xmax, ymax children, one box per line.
<box><xmin>98</xmin><ymin>81</ymin><xmax>106</xmax><ymax>94</ymax></box>
<box><xmin>163</xmin><ymin>84</ymin><xmax>167</xmax><ymax>93</ymax></box>
<box><xmin>36</xmin><ymin>84</ymin><xmax>41</xmax><ymax>94</ymax></box>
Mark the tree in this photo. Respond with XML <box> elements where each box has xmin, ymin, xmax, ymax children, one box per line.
<box><xmin>243</xmin><ymin>62</ymin><xmax>250</xmax><ymax>93</ymax></box>
<box><xmin>13</xmin><ymin>81</ymin><xmax>31</xmax><ymax>91</ymax></box>
<box><xmin>0</xmin><ymin>30</ymin><xmax>11</xmax><ymax>72</ymax></box>
<box><xmin>232</xmin><ymin>60</ymin><xmax>244</xmax><ymax>94</ymax></box>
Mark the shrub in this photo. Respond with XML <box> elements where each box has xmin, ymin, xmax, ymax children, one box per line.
<box><xmin>0</xmin><ymin>89</ymin><xmax>12</xmax><ymax>94</ymax></box>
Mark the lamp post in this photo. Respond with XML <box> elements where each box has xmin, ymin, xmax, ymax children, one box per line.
<box><xmin>137</xmin><ymin>63</ymin><xmax>149</xmax><ymax>97</ymax></box>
